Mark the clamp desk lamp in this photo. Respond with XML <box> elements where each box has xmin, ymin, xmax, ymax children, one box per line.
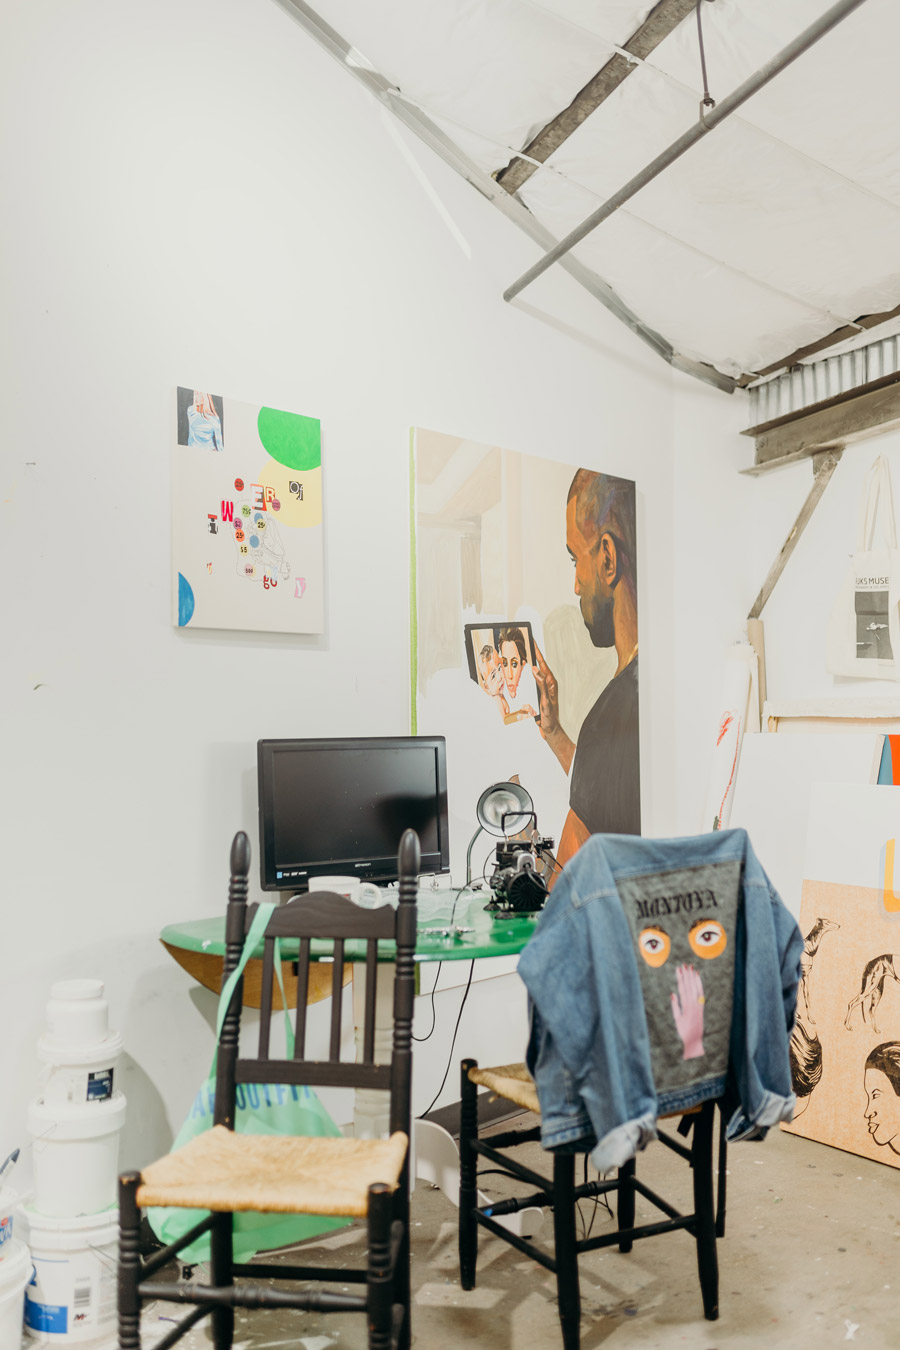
<box><xmin>465</xmin><ymin>781</ymin><xmax>535</xmax><ymax>887</ymax></box>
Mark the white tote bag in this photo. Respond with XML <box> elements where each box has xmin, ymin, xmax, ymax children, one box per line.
<box><xmin>826</xmin><ymin>455</ymin><xmax>900</xmax><ymax>679</ymax></box>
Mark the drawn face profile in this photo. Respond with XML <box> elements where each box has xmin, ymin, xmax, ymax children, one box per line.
<box><xmin>864</xmin><ymin>1066</ymin><xmax>900</xmax><ymax>1153</ymax></box>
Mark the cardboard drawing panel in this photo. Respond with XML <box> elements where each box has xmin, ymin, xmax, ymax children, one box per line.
<box><xmin>784</xmin><ymin>782</ymin><xmax>900</xmax><ymax>1168</ymax></box>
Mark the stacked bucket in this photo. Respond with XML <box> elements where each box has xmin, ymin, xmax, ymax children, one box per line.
<box><xmin>0</xmin><ymin>1179</ymin><xmax>31</xmax><ymax>1348</ymax></box>
<box><xmin>22</xmin><ymin>980</ymin><xmax>125</xmax><ymax>1343</ymax></box>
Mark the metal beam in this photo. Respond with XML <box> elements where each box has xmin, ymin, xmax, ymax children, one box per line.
<box><xmin>503</xmin><ymin>0</ymin><xmax>871</xmax><ymax>304</ymax></box>
<box><xmin>269</xmin><ymin>0</ymin><xmax>737</xmax><ymax>393</ymax></box>
<box><xmin>495</xmin><ymin>0</ymin><xmax>697</xmax><ymax>196</ymax></box>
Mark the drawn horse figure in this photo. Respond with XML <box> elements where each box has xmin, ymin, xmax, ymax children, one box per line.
<box><xmin>845</xmin><ymin>955</ymin><xmax>900</xmax><ymax>1034</ymax></box>
<box><xmin>800</xmin><ymin>917</ymin><xmax>840</xmax><ymax>1026</ymax></box>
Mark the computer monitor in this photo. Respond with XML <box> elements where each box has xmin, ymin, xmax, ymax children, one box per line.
<box><xmin>257</xmin><ymin>735</ymin><xmax>450</xmax><ymax>891</ymax></box>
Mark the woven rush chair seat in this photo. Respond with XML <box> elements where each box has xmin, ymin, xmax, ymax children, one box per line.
<box><xmin>136</xmin><ymin>1124</ymin><xmax>409</xmax><ymax>1218</ymax></box>
<box><xmin>467</xmin><ymin>1062</ymin><xmax>540</xmax><ymax>1115</ymax></box>
<box><xmin>466</xmin><ymin>1061</ymin><xmax>699</xmax><ymax>1123</ymax></box>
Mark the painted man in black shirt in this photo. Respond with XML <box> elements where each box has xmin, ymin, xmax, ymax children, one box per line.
<box><xmin>533</xmin><ymin>468</ymin><xmax>640</xmax><ymax>873</ymax></box>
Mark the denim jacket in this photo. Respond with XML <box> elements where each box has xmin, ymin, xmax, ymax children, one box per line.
<box><xmin>518</xmin><ymin>829</ymin><xmax>802</xmax><ymax>1172</ymax></box>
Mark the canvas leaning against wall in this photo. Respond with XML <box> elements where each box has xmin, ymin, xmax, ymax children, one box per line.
<box><xmin>410</xmin><ymin>427</ymin><xmax>639</xmax><ymax>875</ymax></box>
<box><xmin>172</xmin><ymin>388</ymin><xmax>324</xmax><ymax>634</ymax></box>
<box><xmin>784</xmin><ymin>782</ymin><xmax>900</xmax><ymax>1169</ymax></box>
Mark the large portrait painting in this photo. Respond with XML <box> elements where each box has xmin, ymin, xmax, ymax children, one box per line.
<box><xmin>411</xmin><ymin>427</ymin><xmax>639</xmax><ymax>881</ymax></box>
<box><xmin>784</xmin><ymin>783</ymin><xmax>900</xmax><ymax>1168</ymax></box>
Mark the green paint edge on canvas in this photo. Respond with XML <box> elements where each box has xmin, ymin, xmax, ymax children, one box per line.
<box><xmin>409</xmin><ymin>427</ymin><xmax>418</xmax><ymax>736</ymax></box>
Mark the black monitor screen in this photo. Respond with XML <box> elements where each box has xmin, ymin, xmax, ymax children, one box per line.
<box><xmin>257</xmin><ymin>736</ymin><xmax>449</xmax><ymax>890</ymax></box>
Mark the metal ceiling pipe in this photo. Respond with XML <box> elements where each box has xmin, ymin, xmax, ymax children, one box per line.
<box><xmin>503</xmin><ymin>0</ymin><xmax>871</xmax><ymax>304</ymax></box>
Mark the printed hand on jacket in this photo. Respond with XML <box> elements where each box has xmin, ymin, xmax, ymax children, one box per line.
<box><xmin>671</xmin><ymin>964</ymin><xmax>705</xmax><ymax>1060</ymax></box>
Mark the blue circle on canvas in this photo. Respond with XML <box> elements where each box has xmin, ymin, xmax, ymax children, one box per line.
<box><xmin>177</xmin><ymin>573</ymin><xmax>195</xmax><ymax>626</ymax></box>
<box><xmin>250</xmin><ymin>535</ymin><xmax>260</xmax><ymax>548</ymax></box>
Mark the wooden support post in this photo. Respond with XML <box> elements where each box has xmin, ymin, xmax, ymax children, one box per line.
<box><xmin>746</xmin><ymin>618</ymin><xmax>767</xmax><ymax>726</ymax></box>
<box><xmin>748</xmin><ymin>449</ymin><xmax>843</xmax><ymax>623</ymax></box>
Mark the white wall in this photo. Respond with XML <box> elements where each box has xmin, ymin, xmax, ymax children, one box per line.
<box><xmin>670</xmin><ymin>379</ymin><xmax>900</xmax><ymax>842</ymax></box>
<box><xmin>1</xmin><ymin>0</ymin><xmax>681</xmax><ymax>1181</ymax></box>
<box><xmin>670</xmin><ymin>373</ymin><xmax>757</xmax><ymax>833</ymax></box>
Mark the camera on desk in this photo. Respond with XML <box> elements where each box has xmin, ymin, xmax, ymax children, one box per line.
<box><xmin>486</xmin><ymin>831</ymin><xmax>555</xmax><ymax>915</ymax></box>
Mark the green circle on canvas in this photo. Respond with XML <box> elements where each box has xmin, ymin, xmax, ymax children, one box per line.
<box><xmin>257</xmin><ymin>407</ymin><xmax>321</xmax><ymax>472</ymax></box>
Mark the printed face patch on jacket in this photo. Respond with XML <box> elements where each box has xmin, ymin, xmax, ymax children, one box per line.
<box><xmin>616</xmin><ymin>860</ymin><xmax>741</xmax><ymax>1095</ymax></box>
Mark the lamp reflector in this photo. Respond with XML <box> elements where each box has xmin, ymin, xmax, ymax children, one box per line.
<box><xmin>476</xmin><ymin>781</ymin><xmax>534</xmax><ymax>836</ymax></box>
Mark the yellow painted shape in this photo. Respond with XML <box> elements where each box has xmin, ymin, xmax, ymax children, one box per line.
<box><xmin>256</xmin><ymin>463</ymin><xmax>322</xmax><ymax>529</ymax></box>
<box><xmin>884</xmin><ymin>839</ymin><xmax>900</xmax><ymax>912</ymax></box>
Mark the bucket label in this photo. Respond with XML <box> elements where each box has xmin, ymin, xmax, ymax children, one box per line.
<box><xmin>25</xmin><ymin>1298</ymin><xmax>68</xmax><ymax>1333</ymax></box>
<box><xmin>86</xmin><ymin>1069</ymin><xmax>113</xmax><ymax>1101</ymax></box>
<box><xmin>25</xmin><ymin>1245</ymin><xmax>116</xmax><ymax>1338</ymax></box>
<box><xmin>0</xmin><ymin>1216</ymin><xmax>11</xmax><ymax>1247</ymax></box>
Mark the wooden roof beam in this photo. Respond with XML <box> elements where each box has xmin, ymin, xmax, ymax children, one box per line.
<box><xmin>741</xmin><ymin>372</ymin><xmax>900</xmax><ymax>475</ymax></box>
<box><xmin>738</xmin><ymin>300</ymin><xmax>900</xmax><ymax>386</ymax></box>
<box><xmin>494</xmin><ymin>0</ymin><xmax>698</xmax><ymax>196</ymax></box>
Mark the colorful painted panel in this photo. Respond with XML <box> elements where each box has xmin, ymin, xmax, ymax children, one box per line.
<box><xmin>784</xmin><ymin>783</ymin><xmax>900</xmax><ymax>1168</ymax></box>
<box><xmin>411</xmin><ymin>428</ymin><xmax>639</xmax><ymax>877</ymax></box>
<box><xmin>172</xmin><ymin>388</ymin><xmax>324</xmax><ymax>634</ymax></box>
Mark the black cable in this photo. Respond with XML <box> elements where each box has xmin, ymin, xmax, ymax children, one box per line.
<box><xmin>573</xmin><ymin>1156</ymin><xmax>613</xmax><ymax>1241</ymax></box>
<box><xmin>417</xmin><ymin>959</ymin><xmax>475</xmax><ymax>1119</ymax></box>
<box><xmin>447</xmin><ymin>884</ymin><xmax>470</xmax><ymax>930</ymax></box>
<box><xmin>541</xmin><ymin>849</ymin><xmax>564</xmax><ymax>879</ymax></box>
<box><xmin>412</xmin><ymin>961</ymin><xmax>442</xmax><ymax>1042</ymax></box>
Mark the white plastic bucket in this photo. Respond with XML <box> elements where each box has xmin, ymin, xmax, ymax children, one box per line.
<box><xmin>0</xmin><ymin>1240</ymin><xmax>33</xmax><ymax>1347</ymax></box>
<box><xmin>27</xmin><ymin>1095</ymin><xmax>126</xmax><ymax>1217</ymax></box>
<box><xmin>22</xmin><ymin>1207</ymin><xmax>117</xmax><ymax>1342</ymax></box>
<box><xmin>44</xmin><ymin>981</ymin><xmax>109</xmax><ymax>1047</ymax></box>
<box><xmin>0</xmin><ymin>1186</ymin><xmax>18</xmax><ymax>1254</ymax></box>
<box><xmin>38</xmin><ymin>1032</ymin><xmax>124</xmax><ymax>1108</ymax></box>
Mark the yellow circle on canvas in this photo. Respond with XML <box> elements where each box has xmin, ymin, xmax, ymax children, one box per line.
<box><xmin>255</xmin><ymin>463</ymin><xmax>322</xmax><ymax>529</ymax></box>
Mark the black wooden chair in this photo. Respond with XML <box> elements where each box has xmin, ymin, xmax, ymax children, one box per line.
<box><xmin>118</xmin><ymin>827</ymin><xmax>419</xmax><ymax>1350</ymax></box>
<box><xmin>458</xmin><ymin>1062</ymin><xmax>727</xmax><ymax>1348</ymax></box>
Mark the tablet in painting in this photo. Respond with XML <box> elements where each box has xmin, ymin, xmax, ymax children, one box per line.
<box><xmin>464</xmin><ymin>621</ymin><xmax>539</xmax><ymax>725</ymax></box>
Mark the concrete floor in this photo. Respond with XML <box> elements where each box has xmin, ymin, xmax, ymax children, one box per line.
<box><xmin>47</xmin><ymin>1116</ymin><xmax>900</xmax><ymax>1350</ymax></box>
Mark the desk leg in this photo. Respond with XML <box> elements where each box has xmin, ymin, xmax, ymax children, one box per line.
<box><xmin>352</xmin><ymin>966</ymin><xmax>543</xmax><ymax>1238</ymax></box>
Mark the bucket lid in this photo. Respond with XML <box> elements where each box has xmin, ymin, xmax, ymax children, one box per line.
<box><xmin>27</xmin><ymin>1091</ymin><xmax>127</xmax><ymax>1140</ymax></box>
<box><xmin>0</xmin><ymin>1239</ymin><xmax>33</xmax><ymax>1292</ymax></box>
<box><xmin>48</xmin><ymin>979</ymin><xmax>105</xmax><ymax>1003</ymax></box>
<box><xmin>21</xmin><ymin>1203</ymin><xmax>118</xmax><ymax>1250</ymax></box>
<box><xmin>37</xmin><ymin>1030</ymin><xmax>124</xmax><ymax>1066</ymax></box>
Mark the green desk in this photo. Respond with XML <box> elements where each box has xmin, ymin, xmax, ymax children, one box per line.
<box><xmin>160</xmin><ymin>888</ymin><xmax>538</xmax><ymax>1007</ymax></box>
